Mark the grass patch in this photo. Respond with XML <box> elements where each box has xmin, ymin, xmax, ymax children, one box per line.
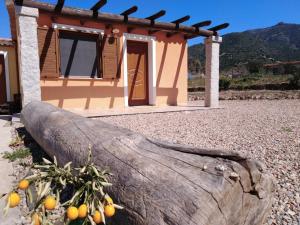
<box><xmin>230</xmin><ymin>74</ymin><xmax>291</xmax><ymax>88</ymax></box>
<box><xmin>2</xmin><ymin>148</ymin><xmax>31</xmax><ymax>162</ymax></box>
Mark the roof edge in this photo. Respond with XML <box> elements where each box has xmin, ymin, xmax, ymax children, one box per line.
<box><xmin>18</xmin><ymin>0</ymin><xmax>215</xmax><ymax>37</ymax></box>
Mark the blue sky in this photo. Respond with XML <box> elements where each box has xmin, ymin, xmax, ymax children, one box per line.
<box><xmin>1</xmin><ymin>0</ymin><xmax>300</xmax><ymax>45</ymax></box>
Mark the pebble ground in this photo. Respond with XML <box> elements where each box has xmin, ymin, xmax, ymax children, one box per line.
<box><xmin>97</xmin><ymin>100</ymin><xmax>300</xmax><ymax>225</ymax></box>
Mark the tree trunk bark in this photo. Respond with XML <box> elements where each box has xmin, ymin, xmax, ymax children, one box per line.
<box><xmin>21</xmin><ymin>101</ymin><xmax>274</xmax><ymax>225</ymax></box>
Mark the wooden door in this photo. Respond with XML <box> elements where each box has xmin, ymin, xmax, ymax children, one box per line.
<box><xmin>0</xmin><ymin>55</ymin><xmax>6</xmax><ymax>105</ymax></box>
<box><xmin>127</xmin><ymin>41</ymin><xmax>149</xmax><ymax>106</ymax></box>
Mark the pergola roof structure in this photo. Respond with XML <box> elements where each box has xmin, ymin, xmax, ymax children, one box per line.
<box><xmin>14</xmin><ymin>0</ymin><xmax>229</xmax><ymax>39</ymax></box>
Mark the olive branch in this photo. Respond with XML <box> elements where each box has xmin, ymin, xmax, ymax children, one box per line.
<box><xmin>2</xmin><ymin>145</ymin><xmax>123</xmax><ymax>225</ymax></box>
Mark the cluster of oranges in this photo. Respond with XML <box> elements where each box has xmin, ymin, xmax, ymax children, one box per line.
<box><xmin>7</xmin><ymin>179</ymin><xmax>117</xmax><ymax>225</ymax></box>
<box><xmin>7</xmin><ymin>179</ymin><xmax>29</xmax><ymax>208</ymax></box>
<box><xmin>7</xmin><ymin>179</ymin><xmax>56</xmax><ymax>225</ymax></box>
<box><xmin>66</xmin><ymin>196</ymin><xmax>116</xmax><ymax>224</ymax></box>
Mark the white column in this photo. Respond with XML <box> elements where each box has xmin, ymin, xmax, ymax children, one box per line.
<box><xmin>148</xmin><ymin>38</ymin><xmax>156</xmax><ymax>106</ymax></box>
<box><xmin>15</xmin><ymin>6</ymin><xmax>41</xmax><ymax>106</ymax></box>
<box><xmin>205</xmin><ymin>36</ymin><xmax>222</xmax><ymax>108</ymax></box>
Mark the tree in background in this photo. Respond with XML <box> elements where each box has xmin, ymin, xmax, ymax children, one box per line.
<box><xmin>188</xmin><ymin>58</ymin><xmax>202</xmax><ymax>75</ymax></box>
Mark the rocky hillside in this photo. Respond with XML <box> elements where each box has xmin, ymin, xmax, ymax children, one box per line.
<box><xmin>188</xmin><ymin>23</ymin><xmax>300</xmax><ymax>73</ymax></box>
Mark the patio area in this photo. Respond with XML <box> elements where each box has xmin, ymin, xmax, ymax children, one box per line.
<box><xmin>70</xmin><ymin>101</ymin><xmax>221</xmax><ymax>118</ymax></box>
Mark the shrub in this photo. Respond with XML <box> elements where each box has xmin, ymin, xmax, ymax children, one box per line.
<box><xmin>247</xmin><ymin>61</ymin><xmax>263</xmax><ymax>74</ymax></box>
<box><xmin>288</xmin><ymin>69</ymin><xmax>300</xmax><ymax>89</ymax></box>
<box><xmin>219</xmin><ymin>76</ymin><xmax>231</xmax><ymax>90</ymax></box>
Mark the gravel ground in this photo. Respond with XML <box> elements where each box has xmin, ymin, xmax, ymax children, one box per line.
<box><xmin>96</xmin><ymin>100</ymin><xmax>300</xmax><ymax>225</ymax></box>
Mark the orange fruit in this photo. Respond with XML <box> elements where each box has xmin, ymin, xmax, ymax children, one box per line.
<box><xmin>67</xmin><ymin>206</ymin><xmax>78</xmax><ymax>220</ymax></box>
<box><xmin>32</xmin><ymin>213</ymin><xmax>41</xmax><ymax>225</ymax></box>
<box><xmin>93</xmin><ymin>210</ymin><xmax>102</xmax><ymax>224</ymax></box>
<box><xmin>8</xmin><ymin>192</ymin><xmax>21</xmax><ymax>208</ymax></box>
<box><xmin>18</xmin><ymin>179</ymin><xmax>29</xmax><ymax>190</ymax></box>
<box><xmin>78</xmin><ymin>204</ymin><xmax>87</xmax><ymax>218</ymax></box>
<box><xmin>104</xmin><ymin>205</ymin><xmax>115</xmax><ymax>217</ymax></box>
<box><xmin>44</xmin><ymin>196</ymin><xmax>56</xmax><ymax>210</ymax></box>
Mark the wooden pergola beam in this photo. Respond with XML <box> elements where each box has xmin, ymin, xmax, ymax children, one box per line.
<box><xmin>90</xmin><ymin>0</ymin><xmax>107</xmax><ymax>12</ymax></box>
<box><xmin>121</xmin><ymin>6</ymin><xmax>138</xmax><ymax>23</ymax></box>
<box><xmin>54</xmin><ymin>0</ymin><xmax>65</xmax><ymax>12</ymax></box>
<box><xmin>192</xmin><ymin>20</ymin><xmax>212</xmax><ymax>28</ymax></box>
<box><xmin>18</xmin><ymin>0</ymin><xmax>216</xmax><ymax>37</ymax></box>
<box><xmin>145</xmin><ymin>10</ymin><xmax>166</xmax><ymax>22</ymax></box>
<box><xmin>121</xmin><ymin>6</ymin><xmax>138</xmax><ymax>16</ymax></box>
<box><xmin>171</xmin><ymin>15</ymin><xmax>190</xmax><ymax>28</ymax></box>
<box><xmin>185</xmin><ymin>22</ymin><xmax>229</xmax><ymax>39</ymax></box>
<box><xmin>208</xmin><ymin>23</ymin><xmax>230</xmax><ymax>34</ymax></box>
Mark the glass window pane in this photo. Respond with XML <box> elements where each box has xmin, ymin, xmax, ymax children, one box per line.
<box><xmin>59</xmin><ymin>32</ymin><xmax>98</xmax><ymax>77</ymax></box>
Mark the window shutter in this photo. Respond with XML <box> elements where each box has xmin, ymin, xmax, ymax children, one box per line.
<box><xmin>102</xmin><ymin>35</ymin><xmax>120</xmax><ymax>79</ymax></box>
<box><xmin>37</xmin><ymin>27</ymin><xmax>59</xmax><ymax>78</ymax></box>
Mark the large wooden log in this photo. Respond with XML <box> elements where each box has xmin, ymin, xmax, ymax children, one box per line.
<box><xmin>21</xmin><ymin>101</ymin><xmax>274</xmax><ymax>225</ymax></box>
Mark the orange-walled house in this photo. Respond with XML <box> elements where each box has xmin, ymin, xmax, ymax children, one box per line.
<box><xmin>3</xmin><ymin>0</ymin><xmax>226</xmax><ymax>111</ymax></box>
<box><xmin>0</xmin><ymin>38</ymin><xmax>20</xmax><ymax>113</ymax></box>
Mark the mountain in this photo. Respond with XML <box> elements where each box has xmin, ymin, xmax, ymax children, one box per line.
<box><xmin>188</xmin><ymin>23</ymin><xmax>300</xmax><ymax>74</ymax></box>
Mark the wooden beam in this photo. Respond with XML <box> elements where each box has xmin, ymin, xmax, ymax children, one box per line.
<box><xmin>145</xmin><ymin>10</ymin><xmax>166</xmax><ymax>22</ymax></box>
<box><xmin>121</xmin><ymin>6</ymin><xmax>138</xmax><ymax>23</ymax></box>
<box><xmin>18</xmin><ymin>0</ymin><xmax>215</xmax><ymax>37</ymax></box>
<box><xmin>208</xmin><ymin>23</ymin><xmax>230</xmax><ymax>33</ymax></box>
<box><xmin>185</xmin><ymin>22</ymin><xmax>229</xmax><ymax>39</ymax></box>
<box><xmin>192</xmin><ymin>20</ymin><xmax>212</xmax><ymax>28</ymax></box>
<box><xmin>54</xmin><ymin>0</ymin><xmax>65</xmax><ymax>12</ymax></box>
<box><xmin>121</xmin><ymin>6</ymin><xmax>138</xmax><ymax>16</ymax></box>
<box><xmin>171</xmin><ymin>15</ymin><xmax>190</xmax><ymax>28</ymax></box>
<box><xmin>90</xmin><ymin>0</ymin><xmax>107</xmax><ymax>12</ymax></box>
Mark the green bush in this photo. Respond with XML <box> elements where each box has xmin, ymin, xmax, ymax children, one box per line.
<box><xmin>247</xmin><ymin>61</ymin><xmax>263</xmax><ymax>74</ymax></box>
<box><xmin>289</xmin><ymin>69</ymin><xmax>300</xmax><ymax>89</ymax></box>
<box><xmin>219</xmin><ymin>77</ymin><xmax>231</xmax><ymax>90</ymax></box>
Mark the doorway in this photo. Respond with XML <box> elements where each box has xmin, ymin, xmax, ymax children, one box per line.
<box><xmin>0</xmin><ymin>55</ymin><xmax>7</xmax><ymax>105</ymax></box>
<box><xmin>127</xmin><ymin>40</ymin><xmax>149</xmax><ymax>106</ymax></box>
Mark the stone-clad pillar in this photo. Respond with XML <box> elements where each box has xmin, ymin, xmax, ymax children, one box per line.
<box><xmin>15</xmin><ymin>6</ymin><xmax>41</xmax><ymax>106</ymax></box>
<box><xmin>205</xmin><ymin>36</ymin><xmax>222</xmax><ymax>108</ymax></box>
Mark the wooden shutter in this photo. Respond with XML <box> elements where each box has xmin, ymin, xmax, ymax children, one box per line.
<box><xmin>102</xmin><ymin>35</ymin><xmax>120</xmax><ymax>79</ymax></box>
<box><xmin>37</xmin><ymin>27</ymin><xmax>59</xmax><ymax>78</ymax></box>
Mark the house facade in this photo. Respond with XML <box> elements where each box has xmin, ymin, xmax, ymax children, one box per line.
<box><xmin>0</xmin><ymin>39</ymin><xmax>19</xmax><ymax>109</ymax></box>
<box><xmin>3</xmin><ymin>0</ymin><xmax>226</xmax><ymax>111</ymax></box>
